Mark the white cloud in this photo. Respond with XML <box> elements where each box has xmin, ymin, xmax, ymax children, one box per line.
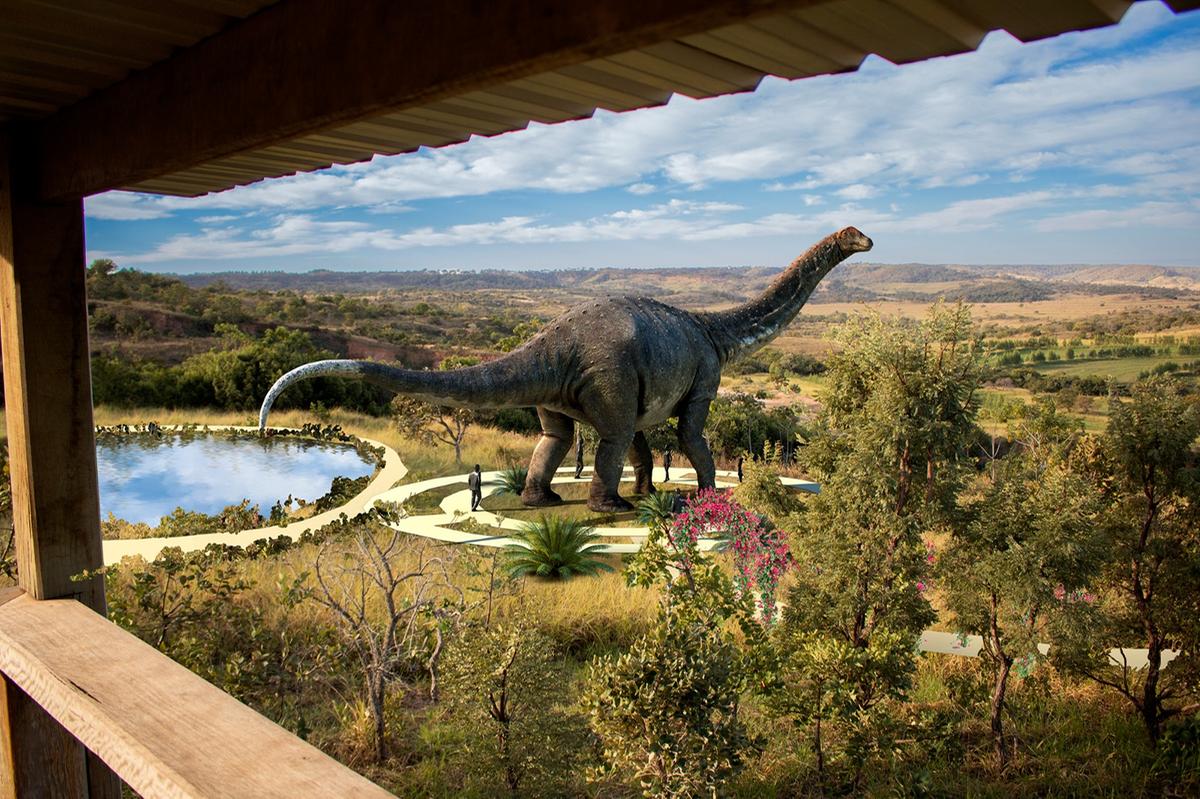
<box><xmin>115</xmin><ymin>200</ymin><xmax>754</xmax><ymax>262</ymax></box>
<box><xmin>764</xmin><ymin>179</ymin><xmax>817</xmax><ymax>192</ymax></box>
<box><xmin>626</xmin><ymin>182</ymin><xmax>656</xmax><ymax>195</ymax></box>
<box><xmin>835</xmin><ymin>184</ymin><xmax>879</xmax><ymax>200</ymax></box>
<box><xmin>85</xmin><ymin>193</ymin><xmax>171</xmax><ymax>220</ymax></box>
<box><xmin>877</xmin><ymin>191</ymin><xmax>1056</xmax><ymax>233</ymax></box>
<box><xmin>1033</xmin><ymin>201</ymin><xmax>1200</xmax><ymax>232</ymax></box>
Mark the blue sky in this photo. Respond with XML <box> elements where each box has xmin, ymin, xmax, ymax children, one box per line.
<box><xmin>85</xmin><ymin>2</ymin><xmax>1200</xmax><ymax>273</ymax></box>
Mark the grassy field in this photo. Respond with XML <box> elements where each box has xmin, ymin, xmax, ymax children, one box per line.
<box><xmin>1033</xmin><ymin>355</ymin><xmax>1183</xmax><ymax>380</ymax></box>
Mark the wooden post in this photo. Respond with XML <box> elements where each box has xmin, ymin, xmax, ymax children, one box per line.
<box><xmin>0</xmin><ymin>133</ymin><xmax>120</xmax><ymax>797</ymax></box>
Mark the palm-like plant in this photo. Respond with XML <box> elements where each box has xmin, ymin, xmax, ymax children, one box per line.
<box><xmin>495</xmin><ymin>465</ymin><xmax>529</xmax><ymax>496</ymax></box>
<box><xmin>503</xmin><ymin>515</ymin><xmax>613</xmax><ymax>580</ymax></box>
<box><xmin>636</xmin><ymin>491</ymin><xmax>676</xmax><ymax>529</ymax></box>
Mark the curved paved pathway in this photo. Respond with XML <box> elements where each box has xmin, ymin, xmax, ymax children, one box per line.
<box><xmin>369</xmin><ymin>466</ymin><xmax>818</xmax><ymax>554</ymax></box>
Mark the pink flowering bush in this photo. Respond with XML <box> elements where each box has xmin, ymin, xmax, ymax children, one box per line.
<box><xmin>668</xmin><ymin>488</ymin><xmax>791</xmax><ymax>624</ymax></box>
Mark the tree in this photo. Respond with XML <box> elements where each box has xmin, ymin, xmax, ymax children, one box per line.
<box><xmin>583</xmin><ymin>493</ymin><xmax>769</xmax><ymax>797</ymax></box>
<box><xmin>941</xmin><ymin>428</ymin><xmax>1101</xmax><ymax>767</ymax></box>
<box><xmin>779</xmin><ymin>303</ymin><xmax>982</xmax><ymax>780</ymax></box>
<box><xmin>309</xmin><ymin>526</ymin><xmax>467</xmax><ymax>762</ymax></box>
<box><xmin>791</xmin><ymin>303</ymin><xmax>981</xmax><ymax>643</ymax></box>
<box><xmin>390</xmin><ymin>356</ymin><xmax>478</xmax><ymax>464</ymax></box>
<box><xmin>181</xmin><ymin>324</ymin><xmax>386</xmax><ymax>412</ymax></box>
<box><xmin>704</xmin><ymin>392</ymin><xmax>773</xmax><ymax>461</ymax></box>
<box><xmin>443</xmin><ymin>622</ymin><xmax>588</xmax><ymax>796</ymax></box>
<box><xmin>1054</xmin><ymin>377</ymin><xmax>1200</xmax><ymax>742</ymax></box>
<box><xmin>643</xmin><ymin>419</ymin><xmax>679</xmax><ymax>460</ymax></box>
<box><xmin>772</xmin><ymin>626</ymin><xmax>916</xmax><ymax>779</ymax></box>
<box><xmin>87</xmin><ymin>257</ymin><xmax>118</xmax><ymax>279</ymax></box>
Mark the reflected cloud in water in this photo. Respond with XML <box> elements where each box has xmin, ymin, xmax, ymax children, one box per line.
<box><xmin>98</xmin><ymin>435</ymin><xmax>373</xmax><ymax>526</ymax></box>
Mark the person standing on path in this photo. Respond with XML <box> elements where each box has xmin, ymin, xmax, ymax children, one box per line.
<box><xmin>662</xmin><ymin>449</ymin><xmax>672</xmax><ymax>482</ymax></box>
<box><xmin>574</xmin><ymin>431</ymin><xmax>585</xmax><ymax>479</ymax></box>
<box><xmin>468</xmin><ymin>464</ymin><xmax>483</xmax><ymax>512</ymax></box>
<box><xmin>737</xmin><ymin>455</ymin><xmax>744</xmax><ymax>483</ymax></box>
<box><xmin>671</xmin><ymin>488</ymin><xmax>685</xmax><ymax>516</ymax></box>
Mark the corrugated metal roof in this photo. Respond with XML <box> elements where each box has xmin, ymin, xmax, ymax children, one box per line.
<box><xmin>4</xmin><ymin>0</ymin><xmax>1197</xmax><ymax>197</ymax></box>
<box><xmin>0</xmin><ymin>0</ymin><xmax>274</xmax><ymax>120</ymax></box>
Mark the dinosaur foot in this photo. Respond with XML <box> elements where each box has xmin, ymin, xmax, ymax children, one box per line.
<box><xmin>634</xmin><ymin>481</ymin><xmax>656</xmax><ymax>495</ymax></box>
<box><xmin>521</xmin><ymin>487</ymin><xmax>563</xmax><ymax>507</ymax></box>
<box><xmin>588</xmin><ymin>496</ymin><xmax>635</xmax><ymax>513</ymax></box>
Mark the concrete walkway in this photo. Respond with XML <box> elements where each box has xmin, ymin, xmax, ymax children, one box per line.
<box><xmin>369</xmin><ymin>466</ymin><xmax>818</xmax><ymax>554</ymax></box>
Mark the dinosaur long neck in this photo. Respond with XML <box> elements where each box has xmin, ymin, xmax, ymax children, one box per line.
<box><xmin>258</xmin><ymin>345</ymin><xmax>555</xmax><ymax>430</ymax></box>
<box><xmin>700</xmin><ymin>233</ymin><xmax>850</xmax><ymax>364</ymax></box>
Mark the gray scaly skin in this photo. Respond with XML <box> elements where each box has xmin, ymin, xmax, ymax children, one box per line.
<box><xmin>260</xmin><ymin>227</ymin><xmax>873</xmax><ymax>512</ymax></box>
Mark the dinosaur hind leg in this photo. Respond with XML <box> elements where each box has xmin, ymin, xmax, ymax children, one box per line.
<box><xmin>589</xmin><ymin>431</ymin><xmax>636</xmax><ymax>513</ymax></box>
<box><xmin>677</xmin><ymin>394</ymin><xmax>717</xmax><ymax>491</ymax></box>
<box><xmin>628</xmin><ymin>431</ymin><xmax>655</xmax><ymax>495</ymax></box>
<box><xmin>521</xmin><ymin>407</ymin><xmax>573</xmax><ymax>507</ymax></box>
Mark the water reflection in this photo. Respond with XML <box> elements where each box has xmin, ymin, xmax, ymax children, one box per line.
<box><xmin>97</xmin><ymin>434</ymin><xmax>374</xmax><ymax>526</ymax></box>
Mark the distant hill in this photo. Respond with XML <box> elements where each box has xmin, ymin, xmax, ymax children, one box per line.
<box><xmin>179</xmin><ymin>263</ymin><xmax>1200</xmax><ymax>304</ymax></box>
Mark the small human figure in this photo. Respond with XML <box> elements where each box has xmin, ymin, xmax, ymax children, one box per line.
<box><xmin>662</xmin><ymin>449</ymin><xmax>672</xmax><ymax>482</ymax></box>
<box><xmin>736</xmin><ymin>455</ymin><xmax>744</xmax><ymax>483</ymax></box>
<box><xmin>671</xmin><ymin>488</ymin><xmax>685</xmax><ymax>516</ymax></box>
<box><xmin>574</xmin><ymin>431</ymin><xmax>585</xmax><ymax>479</ymax></box>
<box><xmin>468</xmin><ymin>464</ymin><xmax>483</xmax><ymax>512</ymax></box>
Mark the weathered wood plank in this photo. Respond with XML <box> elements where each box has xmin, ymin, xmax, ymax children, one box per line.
<box><xmin>0</xmin><ymin>675</ymin><xmax>89</xmax><ymax>799</ymax></box>
<box><xmin>30</xmin><ymin>0</ymin><xmax>811</xmax><ymax>200</ymax></box>
<box><xmin>0</xmin><ymin>134</ymin><xmax>105</xmax><ymax>609</ymax></box>
<box><xmin>0</xmin><ymin>593</ymin><xmax>395</xmax><ymax>799</ymax></box>
<box><xmin>0</xmin><ymin>133</ymin><xmax>121</xmax><ymax>798</ymax></box>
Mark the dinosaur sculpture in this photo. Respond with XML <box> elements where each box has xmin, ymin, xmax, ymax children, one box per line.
<box><xmin>259</xmin><ymin>227</ymin><xmax>872</xmax><ymax>512</ymax></box>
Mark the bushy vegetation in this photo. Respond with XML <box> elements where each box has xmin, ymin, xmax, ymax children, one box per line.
<box><xmin>503</xmin><ymin>516</ymin><xmax>613</xmax><ymax>580</ymax></box>
<box><xmin>90</xmin><ymin>324</ymin><xmax>392</xmax><ymax>414</ymax></box>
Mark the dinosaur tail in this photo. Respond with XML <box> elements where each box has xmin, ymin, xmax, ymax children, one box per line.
<box><xmin>258</xmin><ymin>355</ymin><xmax>550</xmax><ymax>431</ymax></box>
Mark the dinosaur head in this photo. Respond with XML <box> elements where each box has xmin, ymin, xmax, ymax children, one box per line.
<box><xmin>835</xmin><ymin>226</ymin><xmax>873</xmax><ymax>255</ymax></box>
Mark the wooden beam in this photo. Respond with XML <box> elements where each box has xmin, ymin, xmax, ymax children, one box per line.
<box><xmin>0</xmin><ymin>133</ymin><xmax>120</xmax><ymax>799</ymax></box>
<box><xmin>0</xmin><ymin>593</ymin><xmax>395</xmax><ymax>798</ymax></box>
<box><xmin>31</xmin><ymin>0</ymin><xmax>812</xmax><ymax>200</ymax></box>
<box><xmin>0</xmin><ymin>136</ymin><xmax>105</xmax><ymax>608</ymax></box>
<box><xmin>0</xmin><ymin>675</ymin><xmax>89</xmax><ymax>798</ymax></box>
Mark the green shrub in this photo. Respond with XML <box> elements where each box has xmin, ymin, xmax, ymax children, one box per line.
<box><xmin>502</xmin><ymin>516</ymin><xmax>612</xmax><ymax>580</ymax></box>
<box><xmin>495</xmin><ymin>466</ymin><xmax>528</xmax><ymax>497</ymax></box>
<box><xmin>636</xmin><ymin>491</ymin><xmax>676</xmax><ymax>528</ymax></box>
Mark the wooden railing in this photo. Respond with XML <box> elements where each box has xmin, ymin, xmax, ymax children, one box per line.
<box><xmin>0</xmin><ymin>588</ymin><xmax>392</xmax><ymax>798</ymax></box>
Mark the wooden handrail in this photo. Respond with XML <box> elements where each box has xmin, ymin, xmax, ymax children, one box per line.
<box><xmin>0</xmin><ymin>590</ymin><xmax>393</xmax><ymax>798</ymax></box>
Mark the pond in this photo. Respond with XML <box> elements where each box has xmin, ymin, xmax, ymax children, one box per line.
<box><xmin>97</xmin><ymin>434</ymin><xmax>376</xmax><ymax>526</ymax></box>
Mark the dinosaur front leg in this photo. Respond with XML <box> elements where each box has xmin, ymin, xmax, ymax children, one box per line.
<box><xmin>589</xmin><ymin>431</ymin><xmax>636</xmax><ymax>513</ymax></box>
<box><xmin>521</xmin><ymin>407</ymin><xmax>573</xmax><ymax>507</ymax></box>
<box><xmin>627</xmin><ymin>431</ymin><xmax>655</xmax><ymax>495</ymax></box>
<box><xmin>677</xmin><ymin>394</ymin><xmax>717</xmax><ymax>491</ymax></box>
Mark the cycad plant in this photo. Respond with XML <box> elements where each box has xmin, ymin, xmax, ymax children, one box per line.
<box><xmin>503</xmin><ymin>515</ymin><xmax>613</xmax><ymax>580</ymax></box>
<box><xmin>636</xmin><ymin>491</ymin><xmax>676</xmax><ymax>529</ymax></box>
<box><xmin>496</xmin><ymin>465</ymin><xmax>529</xmax><ymax>496</ymax></box>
